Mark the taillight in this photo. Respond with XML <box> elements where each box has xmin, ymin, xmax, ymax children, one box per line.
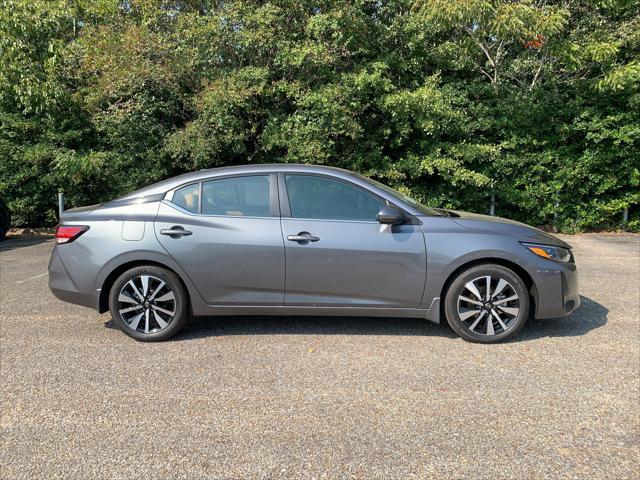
<box><xmin>55</xmin><ymin>225</ymin><xmax>89</xmax><ymax>244</ymax></box>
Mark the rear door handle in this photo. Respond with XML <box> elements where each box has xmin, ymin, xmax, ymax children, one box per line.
<box><xmin>287</xmin><ymin>232</ymin><xmax>320</xmax><ymax>244</ymax></box>
<box><xmin>160</xmin><ymin>226</ymin><xmax>193</xmax><ymax>237</ymax></box>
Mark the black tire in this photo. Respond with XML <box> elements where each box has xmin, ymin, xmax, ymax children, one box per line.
<box><xmin>444</xmin><ymin>264</ymin><xmax>530</xmax><ymax>343</ymax></box>
<box><xmin>108</xmin><ymin>265</ymin><xmax>189</xmax><ymax>342</ymax></box>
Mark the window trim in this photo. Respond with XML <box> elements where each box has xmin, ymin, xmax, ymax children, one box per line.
<box><xmin>279</xmin><ymin>172</ymin><xmax>393</xmax><ymax>223</ymax></box>
<box><xmin>164</xmin><ymin>173</ymin><xmax>278</xmax><ymax>219</ymax></box>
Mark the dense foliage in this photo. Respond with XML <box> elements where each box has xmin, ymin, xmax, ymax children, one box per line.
<box><xmin>1</xmin><ymin>0</ymin><xmax>638</xmax><ymax>231</ymax></box>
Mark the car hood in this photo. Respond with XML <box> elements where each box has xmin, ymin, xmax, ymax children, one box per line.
<box><xmin>441</xmin><ymin>210</ymin><xmax>571</xmax><ymax>249</ymax></box>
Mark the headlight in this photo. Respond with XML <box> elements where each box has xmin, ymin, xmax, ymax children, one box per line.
<box><xmin>522</xmin><ymin>243</ymin><xmax>572</xmax><ymax>263</ymax></box>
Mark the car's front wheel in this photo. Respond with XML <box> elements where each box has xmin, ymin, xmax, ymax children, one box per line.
<box><xmin>108</xmin><ymin>265</ymin><xmax>189</xmax><ymax>342</ymax></box>
<box><xmin>444</xmin><ymin>264</ymin><xmax>530</xmax><ymax>343</ymax></box>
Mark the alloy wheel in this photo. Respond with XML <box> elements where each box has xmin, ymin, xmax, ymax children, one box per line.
<box><xmin>456</xmin><ymin>275</ymin><xmax>520</xmax><ymax>336</ymax></box>
<box><xmin>116</xmin><ymin>275</ymin><xmax>176</xmax><ymax>333</ymax></box>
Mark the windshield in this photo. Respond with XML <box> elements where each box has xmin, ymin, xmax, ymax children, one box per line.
<box><xmin>353</xmin><ymin>174</ymin><xmax>442</xmax><ymax>216</ymax></box>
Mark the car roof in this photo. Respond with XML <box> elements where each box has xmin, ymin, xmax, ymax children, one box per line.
<box><xmin>111</xmin><ymin>163</ymin><xmax>436</xmax><ymax>217</ymax></box>
<box><xmin>118</xmin><ymin>164</ymin><xmax>356</xmax><ymax>199</ymax></box>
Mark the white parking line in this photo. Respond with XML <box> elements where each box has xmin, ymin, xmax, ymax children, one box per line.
<box><xmin>15</xmin><ymin>272</ymin><xmax>48</xmax><ymax>284</ymax></box>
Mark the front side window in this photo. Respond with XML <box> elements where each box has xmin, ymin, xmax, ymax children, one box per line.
<box><xmin>285</xmin><ymin>175</ymin><xmax>383</xmax><ymax>221</ymax></box>
<box><xmin>172</xmin><ymin>183</ymin><xmax>200</xmax><ymax>213</ymax></box>
<box><xmin>202</xmin><ymin>175</ymin><xmax>270</xmax><ymax>217</ymax></box>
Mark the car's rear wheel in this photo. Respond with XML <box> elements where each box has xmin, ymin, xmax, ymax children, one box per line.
<box><xmin>444</xmin><ymin>264</ymin><xmax>530</xmax><ymax>343</ymax></box>
<box><xmin>108</xmin><ymin>266</ymin><xmax>189</xmax><ymax>342</ymax></box>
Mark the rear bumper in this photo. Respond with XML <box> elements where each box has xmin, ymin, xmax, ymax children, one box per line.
<box><xmin>48</xmin><ymin>247</ymin><xmax>96</xmax><ymax>309</ymax></box>
<box><xmin>533</xmin><ymin>261</ymin><xmax>580</xmax><ymax>319</ymax></box>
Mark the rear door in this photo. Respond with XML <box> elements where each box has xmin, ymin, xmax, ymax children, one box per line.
<box><xmin>155</xmin><ymin>174</ymin><xmax>285</xmax><ymax>305</ymax></box>
<box><xmin>280</xmin><ymin>174</ymin><xmax>427</xmax><ymax>307</ymax></box>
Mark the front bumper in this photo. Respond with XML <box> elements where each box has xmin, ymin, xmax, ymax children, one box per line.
<box><xmin>533</xmin><ymin>260</ymin><xmax>580</xmax><ymax>319</ymax></box>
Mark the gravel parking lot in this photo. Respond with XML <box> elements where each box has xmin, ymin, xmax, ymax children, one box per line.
<box><xmin>1</xmin><ymin>233</ymin><xmax>638</xmax><ymax>479</ymax></box>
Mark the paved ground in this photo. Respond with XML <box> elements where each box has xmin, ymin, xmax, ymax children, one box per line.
<box><xmin>1</xmin><ymin>234</ymin><xmax>638</xmax><ymax>479</ymax></box>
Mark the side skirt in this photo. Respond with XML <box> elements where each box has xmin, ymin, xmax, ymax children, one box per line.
<box><xmin>191</xmin><ymin>303</ymin><xmax>440</xmax><ymax>324</ymax></box>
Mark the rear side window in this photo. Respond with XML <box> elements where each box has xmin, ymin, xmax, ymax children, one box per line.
<box><xmin>202</xmin><ymin>175</ymin><xmax>270</xmax><ymax>217</ymax></box>
<box><xmin>172</xmin><ymin>183</ymin><xmax>199</xmax><ymax>213</ymax></box>
<box><xmin>285</xmin><ymin>174</ymin><xmax>382</xmax><ymax>221</ymax></box>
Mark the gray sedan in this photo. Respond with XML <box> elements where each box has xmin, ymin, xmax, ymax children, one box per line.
<box><xmin>48</xmin><ymin>164</ymin><xmax>579</xmax><ymax>343</ymax></box>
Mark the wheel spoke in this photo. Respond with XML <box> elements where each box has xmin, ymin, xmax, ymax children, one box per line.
<box><xmin>151</xmin><ymin>305</ymin><xmax>175</xmax><ymax>317</ymax></box>
<box><xmin>128</xmin><ymin>311</ymin><xmax>144</xmax><ymax>331</ymax></box>
<box><xmin>485</xmin><ymin>276</ymin><xmax>491</xmax><ymax>301</ymax></box>
<box><xmin>486</xmin><ymin>316</ymin><xmax>495</xmax><ymax>335</ymax></box>
<box><xmin>498</xmin><ymin>305</ymin><xmax>519</xmax><ymax>316</ymax></box>
<box><xmin>154</xmin><ymin>291</ymin><xmax>175</xmax><ymax>303</ymax></box>
<box><xmin>148</xmin><ymin>281</ymin><xmax>166</xmax><ymax>301</ymax></box>
<box><xmin>469</xmin><ymin>310</ymin><xmax>486</xmax><ymax>331</ymax></box>
<box><xmin>119</xmin><ymin>305</ymin><xmax>142</xmax><ymax>315</ymax></box>
<box><xmin>459</xmin><ymin>308</ymin><xmax>481</xmax><ymax>321</ymax></box>
<box><xmin>464</xmin><ymin>280</ymin><xmax>483</xmax><ymax>300</ymax></box>
<box><xmin>118</xmin><ymin>291</ymin><xmax>138</xmax><ymax>304</ymax></box>
<box><xmin>144</xmin><ymin>309</ymin><xmax>150</xmax><ymax>333</ymax></box>
<box><xmin>491</xmin><ymin>279</ymin><xmax>508</xmax><ymax>299</ymax></box>
<box><xmin>141</xmin><ymin>275</ymin><xmax>150</xmax><ymax>296</ymax></box>
<box><xmin>491</xmin><ymin>308</ymin><xmax>508</xmax><ymax>331</ymax></box>
<box><xmin>494</xmin><ymin>294</ymin><xmax>518</xmax><ymax>305</ymax></box>
<box><xmin>459</xmin><ymin>295</ymin><xmax>483</xmax><ymax>307</ymax></box>
<box><xmin>127</xmin><ymin>280</ymin><xmax>144</xmax><ymax>300</ymax></box>
<box><xmin>152</xmin><ymin>310</ymin><xmax>168</xmax><ymax>329</ymax></box>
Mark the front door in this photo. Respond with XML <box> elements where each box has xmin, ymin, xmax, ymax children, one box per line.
<box><xmin>155</xmin><ymin>174</ymin><xmax>285</xmax><ymax>305</ymax></box>
<box><xmin>280</xmin><ymin>174</ymin><xmax>427</xmax><ymax>307</ymax></box>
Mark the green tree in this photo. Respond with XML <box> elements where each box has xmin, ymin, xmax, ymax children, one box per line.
<box><xmin>0</xmin><ymin>0</ymin><xmax>637</xmax><ymax>231</ymax></box>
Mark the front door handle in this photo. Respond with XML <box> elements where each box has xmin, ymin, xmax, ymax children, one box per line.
<box><xmin>160</xmin><ymin>226</ymin><xmax>193</xmax><ymax>238</ymax></box>
<box><xmin>287</xmin><ymin>232</ymin><xmax>320</xmax><ymax>244</ymax></box>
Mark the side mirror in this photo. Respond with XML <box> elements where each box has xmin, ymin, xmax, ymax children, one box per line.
<box><xmin>377</xmin><ymin>205</ymin><xmax>405</xmax><ymax>225</ymax></box>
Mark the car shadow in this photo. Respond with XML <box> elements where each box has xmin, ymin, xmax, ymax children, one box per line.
<box><xmin>103</xmin><ymin>295</ymin><xmax>607</xmax><ymax>342</ymax></box>
<box><xmin>514</xmin><ymin>295</ymin><xmax>608</xmax><ymax>342</ymax></box>
<box><xmin>174</xmin><ymin>315</ymin><xmax>458</xmax><ymax>341</ymax></box>
<box><xmin>0</xmin><ymin>236</ymin><xmax>52</xmax><ymax>252</ymax></box>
